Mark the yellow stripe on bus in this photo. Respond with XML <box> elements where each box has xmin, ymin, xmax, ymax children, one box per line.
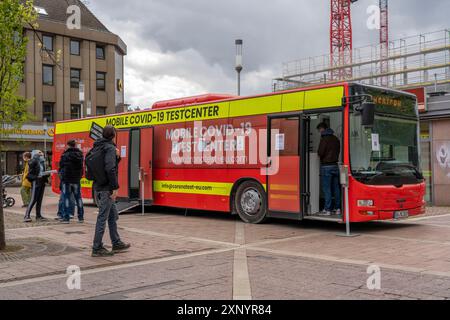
<box><xmin>269</xmin><ymin>184</ymin><xmax>299</xmax><ymax>192</ymax></box>
<box><xmin>304</xmin><ymin>87</ymin><xmax>344</xmax><ymax>109</ymax></box>
<box><xmin>229</xmin><ymin>95</ymin><xmax>283</xmax><ymax>117</ymax></box>
<box><xmin>153</xmin><ymin>180</ymin><xmax>267</xmax><ymax>196</ymax></box>
<box><xmin>153</xmin><ymin>180</ymin><xmax>234</xmax><ymax>196</ymax></box>
<box><xmin>55</xmin><ymin>86</ymin><xmax>345</xmax><ymax>135</ymax></box>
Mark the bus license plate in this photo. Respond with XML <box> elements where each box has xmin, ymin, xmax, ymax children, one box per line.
<box><xmin>394</xmin><ymin>210</ymin><xmax>409</xmax><ymax>219</ymax></box>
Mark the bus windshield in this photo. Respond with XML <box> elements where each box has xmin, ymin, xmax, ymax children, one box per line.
<box><xmin>349</xmin><ymin>92</ymin><xmax>423</xmax><ymax>186</ymax></box>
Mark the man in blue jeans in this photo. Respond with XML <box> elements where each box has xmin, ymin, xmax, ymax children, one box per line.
<box><xmin>317</xmin><ymin>122</ymin><xmax>341</xmax><ymax>216</ymax></box>
<box><xmin>58</xmin><ymin>140</ymin><xmax>84</xmax><ymax>223</ymax></box>
<box><xmin>87</xmin><ymin>126</ymin><xmax>130</xmax><ymax>257</ymax></box>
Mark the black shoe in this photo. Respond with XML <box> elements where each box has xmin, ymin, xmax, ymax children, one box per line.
<box><xmin>112</xmin><ymin>242</ymin><xmax>131</xmax><ymax>253</ymax></box>
<box><xmin>91</xmin><ymin>247</ymin><xmax>114</xmax><ymax>257</ymax></box>
<box><xmin>36</xmin><ymin>216</ymin><xmax>48</xmax><ymax>222</ymax></box>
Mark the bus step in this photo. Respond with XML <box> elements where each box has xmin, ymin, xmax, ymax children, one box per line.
<box><xmin>116</xmin><ymin>201</ymin><xmax>140</xmax><ymax>214</ymax></box>
<box><xmin>303</xmin><ymin>215</ymin><xmax>344</xmax><ymax>223</ymax></box>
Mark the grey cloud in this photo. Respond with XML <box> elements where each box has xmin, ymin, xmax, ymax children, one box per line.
<box><xmin>86</xmin><ymin>0</ymin><xmax>450</xmax><ymax>106</ymax></box>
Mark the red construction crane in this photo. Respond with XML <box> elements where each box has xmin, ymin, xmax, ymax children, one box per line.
<box><xmin>379</xmin><ymin>0</ymin><xmax>389</xmax><ymax>85</ymax></box>
<box><xmin>330</xmin><ymin>0</ymin><xmax>358</xmax><ymax>80</ymax></box>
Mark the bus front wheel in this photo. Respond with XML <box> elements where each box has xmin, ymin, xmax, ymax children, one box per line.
<box><xmin>234</xmin><ymin>181</ymin><xmax>267</xmax><ymax>224</ymax></box>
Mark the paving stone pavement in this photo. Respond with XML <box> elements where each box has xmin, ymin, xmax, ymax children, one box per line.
<box><xmin>0</xmin><ymin>187</ymin><xmax>450</xmax><ymax>300</ymax></box>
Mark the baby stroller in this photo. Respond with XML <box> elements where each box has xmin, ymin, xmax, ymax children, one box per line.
<box><xmin>2</xmin><ymin>175</ymin><xmax>18</xmax><ymax>208</ymax></box>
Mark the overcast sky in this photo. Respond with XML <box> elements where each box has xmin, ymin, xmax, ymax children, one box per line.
<box><xmin>86</xmin><ymin>0</ymin><xmax>450</xmax><ymax>108</ymax></box>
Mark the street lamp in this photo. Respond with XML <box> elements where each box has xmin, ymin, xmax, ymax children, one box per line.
<box><xmin>235</xmin><ymin>39</ymin><xmax>243</xmax><ymax>96</ymax></box>
<box><xmin>79</xmin><ymin>81</ymin><xmax>85</xmax><ymax>118</ymax></box>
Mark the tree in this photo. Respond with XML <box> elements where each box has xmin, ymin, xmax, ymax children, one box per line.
<box><xmin>0</xmin><ymin>0</ymin><xmax>36</xmax><ymax>250</ymax></box>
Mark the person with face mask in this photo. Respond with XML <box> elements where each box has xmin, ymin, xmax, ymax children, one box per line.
<box><xmin>24</xmin><ymin>150</ymin><xmax>50</xmax><ymax>222</ymax></box>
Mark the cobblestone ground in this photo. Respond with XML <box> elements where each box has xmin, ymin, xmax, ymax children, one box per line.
<box><xmin>0</xmin><ymin>187</ymin><xmax>449</xmax><ymax>300</ymax></box>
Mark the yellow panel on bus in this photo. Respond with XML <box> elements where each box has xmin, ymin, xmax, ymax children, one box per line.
<box><xmin>229</xmin><ymin>95</ymin><xmax>282</xmax><ymax>117</ymax></box>
<box><xmin>304</xmin><ymin>86</ymin><xmax>344</xmax><ymax>110</ymax></box>
<box><xmin>281</xmin><ymin>92</ymin><xmax>305</xmax><ymax>112</ymax></box>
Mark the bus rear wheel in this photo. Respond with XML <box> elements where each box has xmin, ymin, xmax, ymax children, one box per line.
<box><xmin>234</xmin><ymin>181</ymin><xmax>267</xmax><ymax>224</ymax></box>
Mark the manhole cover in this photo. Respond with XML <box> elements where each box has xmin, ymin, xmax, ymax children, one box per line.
<box><xmin>0</xmin><ymin>238</ymin><xmax>81</xmax><ymax>263</ymax></box>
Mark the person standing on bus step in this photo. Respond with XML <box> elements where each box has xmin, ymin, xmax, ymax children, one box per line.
<box><xmin>59</xmin><ymin>140</ymin><xmax>84</xmax><ymax>224</ymax></box>
<box><xmin>20</xmin><ymin>152</ymin><xmax>32</xmax><ymax>208</ymax></box>
<box><xmin>317</xmin><ymin>122</ymin><xmax>341</xmax><ymax>216</ymax></box>
<box><xmin>88</xmin><ymin>126</ymin><xmax>130</xmax><ymax>257</ymax></box>
<box><xmin>24</xmin><ymin>150</ymin><xmax>49</xmax><ymax>222</ymax></box>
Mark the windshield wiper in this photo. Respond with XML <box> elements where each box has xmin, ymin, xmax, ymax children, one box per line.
<box><xmin>369</xmin><ymin>164</ymin><xmax>423</xmax><ymax>180</ymax></box>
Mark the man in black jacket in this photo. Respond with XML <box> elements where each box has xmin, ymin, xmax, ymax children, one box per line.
<box><xmin>317</xmin><ymin>122</ymin><xmax>341</xmax><ymax>216</ymax></box>
<box><xmin>24</xmin><ymin>150</ymin><xmax>49</xmax><ymax>222</ymax></box>
<box><xmin>90</xmin><ymin>126</ymin><xmax>130</xmax><ymax>257</ymax></box>
<box><xmin>59</xmin><ymin>140</ymin><xmax>84</xmax><ymax>223</ymax></box>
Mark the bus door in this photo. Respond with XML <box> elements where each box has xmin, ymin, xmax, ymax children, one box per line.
<box><xmin>128</xmin><ymin>129</ymin><xmax>141</xmax><ymax>199</ymax></box>
<box><xmin>116</xmin><ymin>130</ymin><xmax>130</xmax><ymax>199</ymax></box>
<box><xmin>267</xmin><ymin>115</ymin><xmax>302</xmax><ymax>217</ymax></box>
<box><xmin>127</xmin><ymin>127</ymin><xmax>154</xmax><ymax>201</ymax></box>
<box><xmin>140</xmin><ymin>127</ymin><xmax>154</xmax><ymax>202</ymax></box>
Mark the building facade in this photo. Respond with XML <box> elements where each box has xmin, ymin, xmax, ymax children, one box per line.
<box><xmin>0</xmin><ymin>0</ymin><xmax>127</xmax><ymax>175</ymax></box>
<box><xmin>420</xmin><ymin>83</ymin><xmax>450</xmax><ymax>206</ymax></box>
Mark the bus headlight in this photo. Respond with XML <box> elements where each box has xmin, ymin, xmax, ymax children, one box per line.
<box><xmin>358</xmin><ymin>200</ymin><xmax>374</xmax><ymax>207</ymax></box>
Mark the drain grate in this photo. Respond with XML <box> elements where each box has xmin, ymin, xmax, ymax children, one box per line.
<box><xmin>0</xmin><ymin>238</ymin><xmax>81</xmax><ymax>263</ymax></box>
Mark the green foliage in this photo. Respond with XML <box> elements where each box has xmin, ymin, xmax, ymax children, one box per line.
<box><xmin>0</xmin><ymin>0</ymin><xmax>37</xmax><ymax>132</ymax></box>
<box><xmin>0</xmin><ymin>0</ymin><xmax>37</xmax><ymax>250</ymax></box>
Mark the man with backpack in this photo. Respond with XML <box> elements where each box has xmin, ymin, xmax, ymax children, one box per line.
<box><xmin>59</xmin><ymin>140</ymin><xmax>84</xmax><ymax>223</ymax></box>
<box><xmin>24</xmin><ymin>150</ymin><xmax>49</xmax><ymax>222</ymax></box>
<box><xmin>86</xmin><ymin>125</ymin><xmax>130</xmax><ymax>257</ymax></box>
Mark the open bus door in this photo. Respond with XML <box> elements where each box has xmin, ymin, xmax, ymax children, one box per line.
<box><xmin>267</xmin><ymin>114</ymin><xmax>303</xmax><ymax>220</ymax></box>
<box><xmin>116</xmin><ymin>130</ymin><xmax>130</xmax><ymax>200</ymax></box>
<box><xmin>139</xmin><ymin>127</ymin><xmax>154</xmax><ymax>202</ymax></box>
<box><xmin>127</xmin><ymin>127</ymin><xmax>154</xmax><ymax>201</ymax></box>
<box><xmin>115</xmin><ymin>127</ymin><xmax>153</xmax><ymax>213</ymax></box>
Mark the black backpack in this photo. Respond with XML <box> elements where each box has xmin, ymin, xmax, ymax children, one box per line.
<box><xmin>85</xmin><ymin>145</ymin><xmax>107</xmax><ymax>186</ymax></box>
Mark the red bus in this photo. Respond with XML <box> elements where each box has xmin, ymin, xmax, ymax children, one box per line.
<box><xmin>52</xmin><ymin>82</ymin><xmax>426</xmax><ymax>223</ymax></box>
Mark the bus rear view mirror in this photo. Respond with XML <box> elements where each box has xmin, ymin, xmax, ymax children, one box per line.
<box><xmin>361</xmin><ymin>102</ymin><xmax>375</xmax><ymax>127</ymax></box>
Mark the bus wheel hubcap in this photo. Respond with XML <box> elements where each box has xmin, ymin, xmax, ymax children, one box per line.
<box><xmin>241</xmin><ymin>189</ymin><xmax>261</xmax><ymax>215</ymax></box>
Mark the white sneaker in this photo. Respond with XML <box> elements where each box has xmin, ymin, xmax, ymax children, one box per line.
<box><xmin>334</xmin><ymin>209</ymin><xmax>342</xmax><ymax>216</ymax></box>
<box><xmin>319</xmin><ymin>210</ymin><xmax>332</xmax><ymax>216</ymax></box>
